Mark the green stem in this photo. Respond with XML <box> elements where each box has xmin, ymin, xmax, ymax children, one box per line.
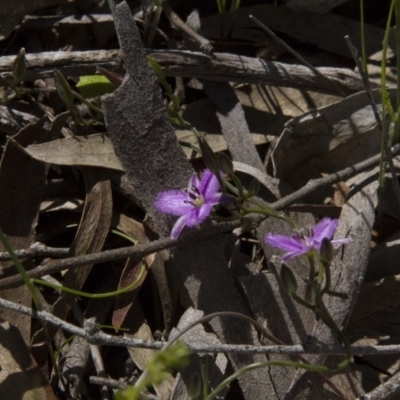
<box><xmin>33</xmin><ymin>262</ymin><xmax>146</xmax><ymax>299</ymax></box>
<box><xmin>320</xmin><ymin>260</ymin><xmax>331</xmax><ymax>294</ymax></box>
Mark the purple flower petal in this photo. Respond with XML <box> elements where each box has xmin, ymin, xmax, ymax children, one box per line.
<box><xmin>155</xmin><ymin>168</ymin><xmax>235</xmax><ymax>239</ymax></box>
<box><xmin>265</xmin><ymin>234</ymin><xmax>305</xmax><ymax>253</ymax></box>
<box><xmin>282</xmin><ymin>251</ymin><xmax>304</xmax><ymax>262</ymax></box>
<box><xmin>331</xmin><ymin>238</ymin><xmax>352</xmax><ymax>246</ymax></box>
<box><xmin>185</xmin><ymin>203</ymin><xmax>213</xmax><ymax>227</ymax></box>
<box><xmin>155</xmin><ymin>190</ymin><xmax>194</xmax><ymax>216</ymax></box>
<box><xmin>312</xmin><ymin>218</ymin><xmax>338</xmax><ymax>244</ymax></box>
<box><xmin>265</xmin><ymin>217</ymin><xmax>351</xmax><ymax>262</ymax></box>
<box><xmin>199</xmin><ymin>169</ymin><xmax>220</xmax><ymax>200</ymax></box>
<box><xmin>188</xmin><ymin>173</ymin><xmax>200</xmax><ymax>193</ymax></box>
<box><xmin>171</xmin><ymin>215</ymin><xmax>188</xmax><ymax>239</ymax></box>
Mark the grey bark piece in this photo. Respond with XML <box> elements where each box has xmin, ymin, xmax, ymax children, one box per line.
<box><xmin>102</xmin><ymin>4</ymin><xmax>191</xmax><ymax>233</ymax></box>
<box><xmin>102</xmin><ymin>2</ymin><xmax>276</xmax><ymax>399</ymax></box>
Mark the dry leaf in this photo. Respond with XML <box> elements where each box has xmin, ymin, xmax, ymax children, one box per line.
<box><xmin>24</xmin><ymin>134</ymin><xmax>124</xmax><ymax>171</ymax></box>
<box><xmin>63</xmin><ymin>168</ymin><xmax>112</xmax><ymax>292</ymax></box>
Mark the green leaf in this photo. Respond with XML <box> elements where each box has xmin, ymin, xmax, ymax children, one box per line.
<box><xmin>76</xmin><ymin>75</ymin><xmax>116</xmax><ymax>98</ymax></box>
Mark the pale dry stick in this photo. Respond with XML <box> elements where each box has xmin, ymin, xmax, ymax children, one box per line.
<box><xmin>0</xmin><ymin>144</ymin><xmax>399</xmax><ymax>288</ymax></box>
<box><xmin>90</xmin><ymin>344</ymin><xmax>111</xmax><ymax>400</ymax></box>
<box><xmin>161</xmin><ymin>1</ymin><xmax>213</xmax><ymax>54</ymax></box>
<box><xmin>0</xmin><ymin>243</ymin><xmax>69</xmax><ymax>261</ymax></box>
<box><xmin>356</xmin><ymin>368</ymin><xmax>400</xmax><ymax>400</ymax></box>
<box><xmin>345</xmin><ymin>34</ymin><xmax>400</xmax><ymax>210</ymax></box>
<box><xmin>1</xmin><ymin>295</ymin><xmax>400</xmax><ymax>356</ymax></box>
<box><xmin>90</xmin><ymin>376</ymin><xmax>127</xmax><ymax>390</ymax></box>
<box><xmin>272</xmin><ymin>144</ymin><xmax>400</xmax><ymax>210</ymax></box>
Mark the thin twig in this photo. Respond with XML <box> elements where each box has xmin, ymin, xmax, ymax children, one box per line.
<box><xmin>89</xmin><ymin>376</ymin><xmax>127</xmax><ymax>390</ymax></box>
<box><xmin>161</xmin><ymin>1</ymin><xmax>213</xmax><ymax>54</ymax></box>
<box><xmin>0</xmin><ymin>243</ymin><xmax>69</xmax><ymax>262</ymax></box>
<box><xmin>272</xmin><ymin>144</ymin><xmax>400</xmax><ymax>210</ymax></box>
<box><xmin>90</xmin><ymin>344</ymin><xmax>111</xmax><ymax>400</ymax></box>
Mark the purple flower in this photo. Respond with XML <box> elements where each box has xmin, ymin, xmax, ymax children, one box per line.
<box><xmin>155</xmin><ymin>169</ymin><xmax>234</xmax><ymax>239</ymax></box>
<box><xmin>265</xmin><ymin>218</ymin><xmax>351</xmax><ymax>262</ymax></box>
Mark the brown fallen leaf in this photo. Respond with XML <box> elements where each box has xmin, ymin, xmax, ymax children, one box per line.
<box><xmin>23</xmin><ymin>134</ymin><xmax>124</xmax><ymax>171</ymax></box>
<box><xmin>64</xmin><ymin>167</ymin><xmax>113</xmax><ymax>289</ymax></box>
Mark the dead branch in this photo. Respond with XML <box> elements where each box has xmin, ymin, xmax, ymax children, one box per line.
<box><xmin>0</xmin><ymin>49</ymin><xmax>373</xmax><ymax>95</ymax></box>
